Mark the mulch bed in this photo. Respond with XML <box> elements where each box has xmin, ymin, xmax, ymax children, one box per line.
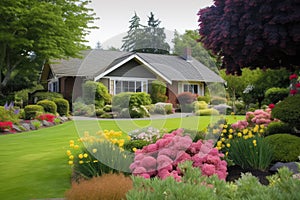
<box><xmin>226</xmin><ymin>165</ymin><xmax>273</xmax><ymax>185</ymax></box>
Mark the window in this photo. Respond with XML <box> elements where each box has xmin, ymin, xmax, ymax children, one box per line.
<box><xmin>48</xmin><ymin>79</ymin><xmax>59</xmax><ymax>92</ymax></box>
<box><xmin>183</xmin><ymin>84</ymin><xmax>199</xmax><ymax>94</ymax></box>
<box><xmin>113</xmin><ymin>80</ymin><xmax>147</xmax><ymax>94</ymax></box>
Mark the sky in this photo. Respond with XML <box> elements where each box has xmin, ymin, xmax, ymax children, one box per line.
<box><xmin>85</xmin><ymin>0</ymin><xmax>214</xmax><ymax>49</ymax></box>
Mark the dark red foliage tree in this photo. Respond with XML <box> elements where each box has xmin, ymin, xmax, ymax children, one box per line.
<box><xmin>198</xmin><ymin>0</ymin><xmax>300</xmax><ymax>75</ymax></box>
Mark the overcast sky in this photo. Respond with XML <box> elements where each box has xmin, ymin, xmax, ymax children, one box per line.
<box><xmin>85</xmin><ymin>0</ymin><xmax>214</xmax><ymax>49</ymax></box>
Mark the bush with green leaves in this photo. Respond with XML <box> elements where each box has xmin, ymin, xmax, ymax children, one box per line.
<box><xmin>150</xmin><ymin>80</ymin><xmax>168</xmax><ymax>103</ymax></box>
<box><xmin>95</xmin><ymin>108</ymin><xmax>105</xmax><ymax>117</ymax></box>
<box><xmin>271</xmin><ymin>94</ymin><xmax>300</xmax><ymax>130</ymax></box>
<box><xmin>197</xmin><ymin>95</ymin><xmax>210</xmax><ymax>103</ymax></box>
<box><xmin>193</xmin><ymin>101</ymin><xmax>208</xmax><ymax>111</ymax></box>
<box><xmin>265</xmin><ymin>134</ymin><xmax>300</xmax><ymax>162</ymax></box>
<box><xmin>227</xmin><ymin>136</ymin><xmax>274</xmax><ymax>171</ymax></box>
<box><xmin>24</xmin><ymin>105</ymin><xmax>44</xmax><ymax>120</ymax></box>
<box><xmin>265</xmin><ymin>87</ymin><xmax>289</xmax><ymax>104</ymax></box>
<box><xmin>33</xmin><ymin>91</ymin><xmax>63</xmax><ymax>102</ymax></box>
<box><xmin>195</xmin><ymin>108</ymin><xmax>219</xmax><ymax>116</ymax></box>
<box><xmin>82</xmin><ymin>81</ymin><xmax>111</xmax><ymax>108</ymax></box>
<box><xmin>72</xmin><ymin>102</ymin><xmax>95</xmax><ymax>117</ymax></box>
<box><xmin>177</xmin><ymin>92</ymin><xmax>196</xmax><ymax>105</ymax></box>
<box><xmin>266</xmin><ymin>121</ymin><xmax>292</xmax><ymax>135</ymax></box>
<box><xmin>37</xmin><ymin>100</ymin><xmax>57</xmax><ymax>114</ymax></box>
<box><xmin>153</xmin><ymin>102</ymin><xmax>173</xmax><ymax>114</ymax></box>
<box><xmin>123</xmin><ymin>140</ymin><xmax>151</xmax><ymax>152</ymax></box>
<box><xmin>103</xmin><ymin>104</ymin><xmax>112</xmax><ymax>112</ymax></box>
<box><xmin>53</xmin><ymin>98</ymin><xmax>69</xmax><ymax>116</ymax></box>
<box><xmin>0</xmin><ymin>105</ymin><xmax>20</xmax><ymax>124</ymax></box>
<box><xmin>210</xmin><ymin>96</ymin><xmax>227</xmax><ymax>105</ymax></box>
<box><xmin>127</xmin><ymin>161</ymin><xmax>300</xmax><ymax>200</ymax></box>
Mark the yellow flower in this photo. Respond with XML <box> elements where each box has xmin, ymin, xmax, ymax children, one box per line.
<box><xmin>228</xmin><ymin>134</ymin><xmax>233</xmax><ymax>139</ymax></box>
<box><xmin>93</xmin><ymin>160</ymin><xmax>98</xmax><ymax>163</ymax></box>
<box><xmin>237</xmin><ymin>132</ymin><xmax>242</xmax><ymax>137</ymax></box>
<box><xmin>132</xmin><ymin>147</ymin><xmax>137</xmax><ymax>152</ymax></box>
<box><xmin>216</xmin><ymin>146</ymin><xmax>222</xmax><ymax>150</ymax></box>
<box><xmin>243</xmin><ymin>129</ymin><xmax>248</xmax><ymax>135</ymax></box>
<box><xmin>213</xmin><ymin>129</ymin><xmax>219</xmax><ymax>134</ymax></box>
<box><xmin>219</xmin><ymin>124</ymin><xmax>224</xmax><ymax>129</ymax></box>
<box><xmin>253</xmin><ymin>125</ymin><xmax>259</xmax><ymax>133</ymax></box>
<box><xmin>253</xmin><ymin>140</ymin><xmax>257</xmax><ymax>147</ymax></box>
<box><xmin>83</xmin><ymin>153</ymin><xmax>88</xmax><ymax>158</ymax></box>
<box><xmin>78</xmin><ymin>154</ymin><xmax>83</xmax><ymax>159</ymax></box>
<box><xmin>260</xmin><ymin>124</ymin><xmax>265</xmax><ymax>129</ymax></box>
<box><xmin>127</xmin><ymin>136</ymin><xmax>131</xmax><ymax>140</ymax></box>
<box><xmin>226</xmin><ymin>143</ymin><xmax>231</xmax><ymax>148</ymax></box>
<box><xmin>243</xmin><ymin>135</ymin><xmax>249</xmax><ymax>140</ymax></box>
<box><xmin>69</xmin><ymin>143</ymin><xmax>74</xmax><ymax>148</ymax></box>
<box><xmin>92</xmin><ymin>148</ymin><xmax>97</xmax><ymax>153</ymax></box>
<box><xmin>223</xmin><ymin>125</ymin><xmax>228</xmax><ymax>129</ymax></box>
<box><xmin>66</xmin><ymin>150</ymin><xmax>72</xmax><ymax>156</ymax></box>
<box><xmin>69</xmin><ymin>140</ymin><xmax>74</xmax><ymax>144</ymax></box>
<box><xmin>79</xmin><ymin>160</ymin><xmax>84</xmax><ymax>164</ymax></box>
<box><xmin>225</xmin><ymin>152</ymin><xmax>229</xmax><ymax>156</ymax></box>
<box><xmin>259</xmin><ymin>129</ymin><xmax>264</xmax><ymax>133</ymax></box>
<box><xmin>221</xmin><ymin>137</ymin><xmax>225</xmax><ymax>142</ymax></box>
<box><xmin>68</xmin><ymin>160</ymin><xmax>73</xmax><ymax>165</ymax></box>
<box><xmin>217</xmin><ymin>141</ymin><xmax>222</xmax><ymax>147</ymax></box>
<box><xmin>231</xmin><ymin>112</ymin><xmax>235</xmax><ymax>115</ymax></box>
<box><xmin>222</xmin><ymin>129</ymin><xmax>227</xmax><ymax>133</ymax></box>
<box><xmin>69</xmin><ymin>155</ymin><xmax>74</xmax><ymax>160</ymax></box>
<box><xmin>229</xmin><ymin>129</ymin><xmax>234</xmax><ymax>134</ymax></box>
<box><xmin>74</xmin><ymin>144</ymin><xmax>79</xmax><ymax>150</ymax></box>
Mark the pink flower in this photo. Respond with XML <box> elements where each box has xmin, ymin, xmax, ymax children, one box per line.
<box><xmin>289</xmin><ymin>74</ymin><xmax>298</xmax><ymax>80</ymax></box>
<box><xmin>157</xmin><ymin>169</ymin><xmax>170</xmax><ymax>179</ymax></box>
<box><xmin>133</xmin><ymin>167</ymin><xmax>147</xmax><ymax>175</ymax></box>
<box><xmin>202</xmin><ymin>164</ymin><xmax>216</xmax><ymax>176</ymax></box>
<box><xmin>157</xmin><ymin>155</ymin><xmax>173</xmax><ymax>170</ymax></box>
<box><xmin>141</xmin><ymin>156</ymin><xmax>157</xmax><ymax>170</ymax></box>
<box><xmin>296</xmin><ymin>83</ymin><xmax>300</xmax><ymax>88</ymax></box>
<box><xmin>145</xmin><ymin>143</ymin><xmax>158</xmax><ymax>152</ymax></box>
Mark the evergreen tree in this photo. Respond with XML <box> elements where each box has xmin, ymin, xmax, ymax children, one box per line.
<box><xmin>121</xmin><ymin>12</ymin><xmax>144</xmax><ymax>51</ymax></box>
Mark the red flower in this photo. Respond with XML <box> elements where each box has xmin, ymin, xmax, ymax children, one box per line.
<box><xmin>268</xmin><ymin>104</ymin><xmax>275</xmax><ymax>109</ymax></box>
<box><xmin>0</xmin><ymin>121</ymin><xmax>13</xmax><ymax>131</ymax></box>
<box><xmin>290</xmin><ymin>90</ymin><xmax>297</xmax><ymax>95</ymax></box>
<box><xmin>289</xmin><ymin>74</ymin><xmax>298</xmax><ymax>80</ymax></box>
<box><xmin>296</xmin><ymin>83</ymin><xmax>300</xmax><ymax>88</ymax></box>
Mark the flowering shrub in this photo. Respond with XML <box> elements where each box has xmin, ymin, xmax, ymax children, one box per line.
<box><xmin>36</xmin><ymin>113</ymin><xmax>56</xmax><ymax>123</ymax></box>
<box><xmin>127</xmin><ymin>126</ymin><xmax>166</xmax><ymax>142</ymax></box>
<box><xmin>129</xmin><ymin>129</ymin><xmax>227</xmax><ymax>181</ymax></box>
<box><xmin>0</xmin><ymin>121</ymin><xmax>13</xmax><ymax>132</ymax></box>
<box><xmin>289</xmin><ymin>73</ymin><xmax>300</xmax><ymax>95</ymax></box>
<box><xmin>0</xmin><ymin>102</ymin><xmax>20</xmax><ymax>124</ymax></box>
<box><xmin>67</xmin><ymin>130</ymin><xmax>133</xmax><ymax>181</ymax></box>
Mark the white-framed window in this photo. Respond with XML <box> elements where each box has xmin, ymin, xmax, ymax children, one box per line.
<box><xmin>110</xmin><ymin>78</ymin><xmax>149</xmax><ymax>95</ymax></box>
<box><xmin>48</xmin><ymin>78</ymin><xmax>59</xmax><ymax>92</ymax></box>
<box><xmin>179</xmin><ymin>82</ymin><xmax>204</xmax><ymax>96</ymax></box>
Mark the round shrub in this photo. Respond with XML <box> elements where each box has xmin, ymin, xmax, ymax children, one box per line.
<box><xmin>266</xmin><ymin>121</ymin><xmax>292</xmax><ymax>135</ymax></box>
<box><xmin>177</xmin><ymin>92</ymin><xmax>197</xmax><ymax>105</ymax></box>
<box><xmin>271</xmin><ymin>95</ymin><xmax>300</xmax><ymax>129</ymax></box>
<box><xmin>82</xmin><ymin>81</ymin><xmax>111</xmax><ymax>108</ymax></box>
<box><xmin>197</xmin><ymin>95</ymin><xmax>210</xmax><ymax>103</ymax></box>
<box><xmin>193</xmin><ymin>101</ymin><xmax>208</xmax><ymax>111</ymax></box>
<box><xmin>150</xmin><ymin>80</ymin><xmax>168</xmax><ymax>103</ymax></box>
<box><xmin>53</xmin><ymin>98</ymin><xmax>69</xmax><ymax>116</ymax></box>
<box><xmin>24</xmin><ymin>105</ymin><xmax>44</xmax><ymax>120</ymax></box>
<box><xmin>265</xmin><ymin>87</ymin><xmax>289</xmax><ymax>104</ymax></box>
<box><xmin>195</xmin><ymin>108</ymin><xmax>219</xmax><ymax>116</ymax></box>
<box><xmin>0</xmin><ymin>106</ymin><xmax>20</xmax><ymax>124</ymax></box>
<box><xmin>37</xmin><ymin>100</ymin><xmax>57</xmax><ymax>114</ymax></box>
<box><xmin>210</xmin><ymin>96</ymin><xmax>227</xmax><ymax>105</ymax></box>
<box><xmin>265</xmin><ymin>134</ymin><xmax>300</xmax><ymax>162</ymax></box>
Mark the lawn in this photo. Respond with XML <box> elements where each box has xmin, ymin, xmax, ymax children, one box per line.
<box><xmin>0</xmin><ymin>115</ymin><xmax>243</xmax><ymax>200</ymax></box>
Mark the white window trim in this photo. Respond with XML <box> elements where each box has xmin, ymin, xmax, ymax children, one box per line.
<box><xmin>48</xmin><ymin>78</ymin><xmax>59</xmax><ymax>92</ymax></box>
<box><xmin>106</xmin><ymin>77</ymin><xmax>154</xmax><ymax>95</ymax></box>
<box><xmin>178</xmin><ymin>82</ymin><xmax>204</xmax><ymax>96</ymax></box>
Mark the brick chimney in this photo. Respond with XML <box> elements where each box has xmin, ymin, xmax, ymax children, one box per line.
<box><xmin>183</xmin><ymin>47</ymin><xmax>192</xmax><ymax>62</ymax></box>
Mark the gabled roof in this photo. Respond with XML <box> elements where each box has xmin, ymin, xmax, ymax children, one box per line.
<box><xmin>48</xmin><ymin>49</ymin><xmax>224</xmax><ymax>83</ymax></box>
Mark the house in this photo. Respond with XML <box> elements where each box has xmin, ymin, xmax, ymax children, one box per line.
<box><xmin>40</xmin><ymin>49</ymin><xmax>224</xmax><ymax>106</ymax></box>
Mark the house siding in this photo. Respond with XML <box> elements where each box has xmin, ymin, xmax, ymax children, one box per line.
<box><xmin>167</xmin><ymin>81</ymin><xmax>179</xmax><ymax>106</ymax></box>
<box><xmin>60</xmin><ymin>77</ymin><xmax>84</xmax><ymax>102</ymax></box>
<box><xmin>107</xmin><ymin>59</ymin><xmax>156</xmax><ymax>79</ymax></box>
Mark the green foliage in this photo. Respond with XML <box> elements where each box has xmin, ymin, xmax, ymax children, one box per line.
<box><xmin>177</xmin><ymin>92</ymin><xmax>196</xmax><ymax>105</ymax></box>
<box><xmin>173</xmin><ymin>30</ymin><xmax>219</xmax><ymax>71</ymax></box>
<box><xmin>153</xmin><ymin>103</ymin><xmax>173</xmax><ymax>114</ymax></box>
<box><xmin>182</xmin><ymin>129</ymin><xmax>206</xmax><ymax>142</ymax></box>
<box><xmin>193</xmin><ymin>101</ymin><xmax>208</xmax><ymax>111</ymax></box>
<box><xmin>0</xmin><ymin>0</ymin><xmax>97</xmax><ymax>95</ymax></box>
<box><xmin>271</xmin><ymin>95</ymin><xmax>300</xmax><ymax>129</ymax></box>
<box><xmin>195</xmin><ymin>109</ymin><xmax>219</xmax><ymax>116</ymax></box>
<box><xmin>103</xmin><ymin>105</ymin><xmax>112</xmax><ymax>112</ymax></box>
<box><xmin>72</xmin><ymin>102</ymin><xmax>95</xmax><ymax>117</ymax></box>
<box><xmin>197</xmin><ymin>95</ymin><xmax>210</xmax><ymax>103</ymax></box>
<box><xmin>210</xmin><ymin>96</ymin><xmax>227</xmax><ymax>105</ymax></box>
<box><xmin>24</xmin><ymin>105</ymin><xmax>44</xmax><ymax>120</ymax></box>
<box><xmin>150</xmin><ymin>80</ymin><xmax>167</xmax><ymax>103</ymax></box>
<box><xmin>95</xmin><ymin>108</ymin><xmax>105</xmax><ymax>117</ymax></box>
<box><xmin>82</xmin><ymin>81</ymin><xmax>111</xmax><ymax>108</ymax></box>
<box><xmin>127</xmin><ymin>160</ymin><xmax>300</xmax><ymax>200</ymax></box>
<box><xmin>123</xmin><ymin>140</ymin><xmax>151</xmax><ymax>152</ymax></box>
<box><xmin>33</xmin><ymin>92</ymin><xmax>63</xmax><ymax>102</ymax></box>
<box><xmin>228</xmin><ymin>136</ymin><xmax>274</xmax><ymax>171</ymax></box>
<box><xmin>37</xmin><ymin>100</ymin><xmax>57</xmax><ymax>114</ymax></box>
<box><xmin>265</xmin><ymin>87</ymin><xmax>289</xmax><ymax>104</ymax></box>
<box><xmin>53</xmin><ymin>98</ymin><xmax>69</xmax><ymax>116</ymax></box>
<box><xmin>99</xmin><ymin>113</ymin><xmax>114</xmax><ymax>119</ymax></box>
<box><xmin>0</xmin><ymin>106</ymin><xmax>20</xmax><ymax>124</ymax></box>
<box><xmin>266</xmin><ymin>121</ymin><xmax>292</xmax><ymax>135</ymax></box>
<box><xmin>31</xmin><ymin>120</ymin><xmax>42</xmax><ymax>129</ymax></box>
<box><xmin>265</xmin><ymin>134</ymin><xmax>300</xmax><ymax>162</ymax></box>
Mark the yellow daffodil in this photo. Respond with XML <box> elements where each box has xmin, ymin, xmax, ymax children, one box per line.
<box><xmin>83</xmin><ymin>153</ymin><xmax>88</xmax><ymax>158</ymax></box>
<box><xmin>222</xmin><ymin>129</ymin><xmax>227</xmax><ymax>133</ymax></box>
<box><xmin>243</xmin><ymin>129</ymin><xmax>248</xmax><ymax>135</ymax></box>
<box><xmin>260</xmin><ymin>124</ymin><xmax>265</xmax><ymax>129</ymax></box>
<box><xmin>66</xmin><ymin>150</ymin><xmax>72</xmax><ymax>156</ymax></box>
<box><xmin>69</xmin><ymin>155</ymin><xmax>74</xmax><ymax>160</ymax></box>
<box><xmin>132</xmin><ymin>147</ymin><xmax>137</xmax><ymax>152</ymax></box>
<box><xmin>68</xmin><ymin>160</ymin><xmax>73</xmax><ymax>165</ymax></box>
<box><xmin>228</xmin><ymin>134</ymin><xmax>233</xmax><ymax>139</ymax></box>
<box><xmin>78</xmin><ymin>154</ymin><xmax>83</xmax><ymax>159</ymax></box>
<box><xmin>223</xmin><ymin>125</ymin><xmax>228</xmax><ymax>129</ymax></box>
<box><xmin>237</xmin><ymin>132</ymin><xmax>242</xmax><ymax>137</ymax></box>
<box><xmin>226</xmin><ymin>143</ymin><xmax>231</xmax><ymax>148</ymax></box>
<box><xmin>225</xmin><ymin>152</ymin><xmax>228</xmax><ymax>156</ymax></box>
<box><xmin>216</xmin><ymin>146</ymin><xmax>222</xmax><ymax>150</ymax></box>
<box><xmin>93</xmin><ymin>160</ymin><xmax>98</xmax><ymax>163</ymax></box>
<box><xmin>92</xmin><ymin>148</ymin><xmax>97</xmax><ymax>153</ymax></box>
<box><xmin>69</xmin><ymin>143</ymin><xmax>74</xmax><ymax>148</ymax></box>
<box><xmin>79</xmin><ymin>160</ymin><xmax>84</xmax><ymax>164</ymax></box>
<box><xmin>229</xmin><ymin>129</ymin><xmax>234</xmax><ymax>134</ymax></box>
<box><xmin>243</xmin><ymin>135</ymin><xmax>249</xmax><ymax>140</ymax></box>
<box><xmin>253</xmin><ymin>140</ymin><xmax>257</xmax><ymax>147</ymax></box>
<box><xmin>221</xmin><ymin>137</ymin><xmax>225</xmax><ymax>142</ymax></box>
<box><xmin>74</xmin><ymin>144</ymin><xmax>79</xmax><ymax>149</ymax></box>
<box><xmin>217</xmin><ymin>141</ymin><xmax>222</xmax><ymax>147</ymax></box>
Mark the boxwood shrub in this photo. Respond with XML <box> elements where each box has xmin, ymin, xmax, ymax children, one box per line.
<box><xmin>266</xmin><ymin>121</ymin><xmax>292</xmax><ymax>135</ymax></box>
<box><xmin>123</xmin><ymin>140</ymin><xmax>151</xmax><ymax>152</ymax></box>
<box><xmin>195</xmin><ymin>108</ymin><xmax>219</xmax><ymax>116</ymax></box>
<box><xmin>265</xmin><ymin>87</ymin><xmax>289</xmax><ymax>104</ymax></box>
<box><xmin>53</xmin><ymin>98</ymin><xmax>69</xmax><ymax>116</ymax></box>
<box><xmin>33</xmin><ymin>92</ymin><xmax>63</xmax><ymax>101</ymax></box>
<box><xmin>24</xmin><ymin>105</ymin><xmax>44</xmax><ymax>120</ymax></box>
<box><xmin>272</xmin><ymin>94</ymin><xmax>300</xmax><ymax>130</ymax></box>
<box><xmin>265</xmin><ymin>134</ymin><xmax>300</xmax><ymax>162</ymax></box>
<box><xmin>37</xmin><ymin>100</ymin><xmax>57</xmax><ymax>114</ymax></box>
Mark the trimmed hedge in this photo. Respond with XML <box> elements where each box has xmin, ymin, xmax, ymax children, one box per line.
<box><xmin>33</xmin><ymin>92</ymin><xmax>63</xmax><ymax>101</ymax></box>
<box><xmin>195</xmin><ymin>108</ymin><xmax>219</xmax><ymax>116</ymax></box>
<box><xmin>272</xmin><ymin>95</ymin><xmax>300</xmax><ymax>129</ymax></box>
<box><xmin>266</xmin><ymin>121</ymin><xmax>292</xmax><ymax>135</ymax></box>
<box><xmin>53</xmin><ymin>98</ymin><xmax>69</xmax><ymax>116</ymax></box>
<box><xmin>265</xmin><ymin>87</ymin><xmax>289</xmax><ymax>104</ymax></box>
<box><xmin>37</xmin><ymin>100</ymin><xmax>57</xmax><ymax>114</ymax></box>
<box><xmin>24</xmin><ymin>105</ymin><xmax>44</xmax><ymax>120</ymax></box>
<box><xmin>82</xmin><ymin>81</ymin><xmax>111</xmax><ymax>108</ymax></box>
<box><xmin>150</xmin><ymin>80</ymin><xmax>168</xmax><ymax>103</ymax></box>
<box><xmin>197</xmin><ymin>95</ymin><xmax>210</xmax><ymax>103</ymax></box>
<box><xmin>123</xmin><ymin>140</ymin><xmax>151</xmax><ymax>152</ymax></box>
<box><xmin>210</xmin><ymin>96</ymin><xmax>227</xmax><ymax>105</ymax></box>
<box><xmin>193</xmin><ymin>101</ymin><xmax>208</xmax><ymax>111</ymax></box>
<box><xmin>265</xmin><ymin>134</ymin><xmax>300</xmax><ymax>162</ymax></box>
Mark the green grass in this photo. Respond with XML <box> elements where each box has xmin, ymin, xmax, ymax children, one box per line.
<box><xmin>0</xmin><ymin>115</ymin><xmax>243</xmax><ymax>200</ymax></box>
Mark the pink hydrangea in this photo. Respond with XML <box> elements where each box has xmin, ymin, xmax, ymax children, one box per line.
<box><xmin>130</xmin><ymin>129</ymin><xmax>227</xmax><ymax>181</ymax></box>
